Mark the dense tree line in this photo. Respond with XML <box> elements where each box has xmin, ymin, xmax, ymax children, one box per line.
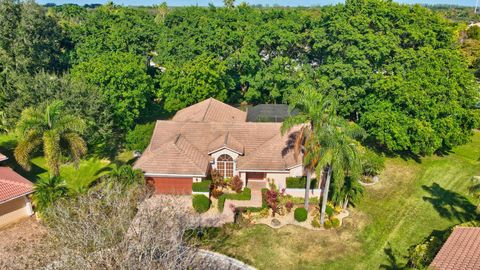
<box><xmin>0</xmin><ymin>0</ymin><xmax>478</xmax><ymax>157</ymax></box>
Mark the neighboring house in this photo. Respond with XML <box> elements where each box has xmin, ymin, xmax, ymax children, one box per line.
<box><xmin>0</xmin><ymin>154</ymin><xmax>34</xmax><ymax>227</ymax></box>
<box><xmin>430</xmin><ymin>227</ymin><xmax>480</xmax><ymax>270</ymax></box>
<box><xmin>134</xmin><ymin>98</ymin><xmax>305</xmax><ymax>195</ymax></box>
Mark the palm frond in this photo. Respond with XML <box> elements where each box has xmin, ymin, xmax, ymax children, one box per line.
<box><xmin>63</xmin><ymin>132</ymin><xmax>87</xmax><ymax>167</ymax></box>
<box><xmin>43</xmin><ymin>130</ymin><xmax>61</xmax><ymax>176</ymax></box>
<box><xmin>14</xmin><ymin>131</ymin><xmax>43</xmax><ymax>171</ymax></box>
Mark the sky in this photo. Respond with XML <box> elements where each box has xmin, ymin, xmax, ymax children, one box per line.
<box><xmin>36</xmin><ymin>0</ymin><xmax>477</xmax><ymax>7</ymax></box>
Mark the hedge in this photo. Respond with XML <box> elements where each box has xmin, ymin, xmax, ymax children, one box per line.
<box><xmin>286</xmin><ymin>177</ymin><xmax>318</xmax><ymax>189</ymax></box>
<box><xmin>192</xmin><ymin>194</ymin><xmax>210</xmax><ymax>213</ymax></box>
<box><xmin>218</xmin><ymin>188</ymin><xmax>251</xmax><ymax>212</ymax></box>
<box><xmin>192</xmin><ymin>180</ymin><xmax>211</xmax><ymax>192</ymax></box>
<box><xmin>294</xmin><ymin>207</ymin><xmax>308</xmax><ymax>222</ymax></box>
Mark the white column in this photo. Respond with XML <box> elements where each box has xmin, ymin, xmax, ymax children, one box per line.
<box><xmin>24</xmin><ymin>196</ymin><xmax>33</xmax><ymax>216</ymax></box>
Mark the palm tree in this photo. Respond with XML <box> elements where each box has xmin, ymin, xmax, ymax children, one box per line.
<box><xmin>32</xmin><ymin>175</ymin><xmax>68</xmax><ymax>213</ymax></box>
<box><xmin>14</xmin><ymin>100</ymin><xmax>87</xmax><ymax>176</ymax></box>
<box><xmin>104</xmin><ymin>163</ymin><xmax>144</xmax><ymax>188</ymax></box>
<box><xmin>281</xmin><ymin>86</ymin><xmax>335</xmax><ymax>209</ymax></box>
<box><xmin>314</xmin><ymin>117</ymin><xmax>364</xmax><ymax>225</ymax></box>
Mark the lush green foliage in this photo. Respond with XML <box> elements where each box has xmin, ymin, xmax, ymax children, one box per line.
<box><xmin>14</xmin><ymin>100</ymin><xmax>87</xmax><ymax>176</ymax></box>
<box><xmin>192</xmin><ymin>194</ymin><xmax>210</xmax><ymax>213</ymax></box>
<box><xmin>218</xmin><ymin>187</ymin><xmax>251</xmax><ymax>212</ymax></box>
<box><xmin>293</xmin><ymin>207</ymin><xmax>307</xmax><ymax>222</ymax></box>
<box><xmin>0</xmin><ymin>1</ymin><xmax>478</xmax><ymax>158</ymax></box>
<box><xmin>361</xmin><ymin>148</ymin><xmax>385</xmax><ymax>176</ymax></box>
<box><xmin>71</xmin><ymin>52</ymin><xmax>154</xmax><ymax>130</ymax></box>
<box><xmin>192</xmin><ymin>180</ymin><xmax>212</xmax><ymax>192</ymax></box>
<box><xmin>285</xmin><ymin>177</ymin><xmax>318</xmax><ymax>189</ymax></box>
<box><xmin>125</xmin><ymin>122</ymin><xmax>155</xmax><ymax>151</ymax></box>
<box><xmin>32</xmin><ymin>175</ymin><xmax>68</xmax><ymax>213</ymax></box>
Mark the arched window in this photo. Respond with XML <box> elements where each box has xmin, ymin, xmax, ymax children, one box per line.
<box><xmin>217</xmin><ymin>154</ymin><xmax>233</xmax><ymax>178</ymax></box>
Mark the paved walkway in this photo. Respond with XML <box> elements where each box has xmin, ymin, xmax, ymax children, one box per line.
<box><xmin>220</xmin><ymin>188</ymin><xmax>263</xmax><ymax>224</ymax></box>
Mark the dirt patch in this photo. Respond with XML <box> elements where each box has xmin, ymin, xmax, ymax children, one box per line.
<box><xmin>0</xmin><ymin>217</ymin><xmax>46</xmax><ymax>270</ymax></box>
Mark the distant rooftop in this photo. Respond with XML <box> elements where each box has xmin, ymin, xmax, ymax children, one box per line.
<box><xmin>430</xmin><ymin>227</ymin><xmax>480</xmax><ymax>270</ymax></box>
<box><xmin>246</xmin><ymin>104</ymin><xmax>297</xmax><ymax>123</ymax></box>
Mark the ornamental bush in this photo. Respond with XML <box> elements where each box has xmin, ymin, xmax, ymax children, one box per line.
<box><xmin>294</xmin><ymin>207</ymin><xmax>308</xmax><ymax>222</ymax></box>
<box><xmin>230</xmin><ymin>176</ymin><xmax>243</xmax><ymax>193</ymax></box>
<box><xmin>324</xmin><ymin>219</ymin><xmax>333</xmax><ymax>229</ymax></box>
<box><xmin>361</xmin><ymin>149</ymin><xmax>385</xmax><ymax>176</ymax></box>
<box><xmin>286</xmin><ymin>177</ymin><xmax>318</xmax><ymax>189</ymax></box>
<box><xmin>331</xmin><ymin>217</ymin><xmax>340</xmax><ymax>228</ymax></box>
<box><xmin>192</xmin><ymin>194</ymin><xmax>210</xmax><ymax>213</ymax></box>
<box><xmin>192</xmin><ymin>180</ymin><xmax>212</xmax><ymax>192</ymax></box>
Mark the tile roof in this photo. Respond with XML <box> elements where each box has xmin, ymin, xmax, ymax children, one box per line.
<box><xmin>208</xmin><ymin>132</ymin><xmax>244</xmax><ymax>154</ymax></box>
<box><xmin>172</xmin><ymin>98</ymin><xmax>247</xmax><ymax>122</ymax></box>
<box><xmin>430</xmin><ymin>227</ymin><xmax>480</xmax><ymax>270</ymax></box>
<box><xmin>0</xmin><ymin>167</ymin><xmax>34</xmax><ymax>204</ymax></box>
<box><xmin>135</xmin><ymin>120</ymin><xmax>301</xmax><ymax>175</ymax></box>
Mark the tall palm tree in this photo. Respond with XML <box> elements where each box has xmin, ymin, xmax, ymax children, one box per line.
<box><xmin>14</xmin><ymin>100</ymin><xmax>87</xmax><ymax>176</ymax></box>
<box><xmin>314</xmin><ymin>117</ymin><xmax>364</xmax><ymax>225</ymax></box>
<box><xmin>281</xmin><ymin>86</ymin><xmax>335</xmax><ymax>209</ymax></box>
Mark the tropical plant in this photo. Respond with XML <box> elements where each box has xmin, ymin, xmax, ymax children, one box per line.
<box><xmin>32</xmin><ymin>175</ymin><xmax>68</xmax><ymax>213</ymax></box>
<box><xmin>14</xmin><ymin>100</ymin><xmax>87</xmax><ymax>176</ymax></box>
<box><xmin>281</xmin><ymin>85</ymin><xmax>335</xmax><ymax>209</ymax></box>
<box><xmin>104</xmin><ymin>164</ymin><xmax>144</xmax><ymax>188</ymax></box>
<box><xmin>313</xmin><ymin>117</ymin><xmax>365</xmax><ymax>226</ymax></box>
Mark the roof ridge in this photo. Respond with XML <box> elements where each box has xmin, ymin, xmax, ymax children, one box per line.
<box><xmin>173</xmin><ymin>135</ymin><xmax>208</xmax><ymax>172</ymax></box>
<box><xmin>202</xmin><ymin>98</ymin><xmax>214</xmax><ymax>121</ymax></box>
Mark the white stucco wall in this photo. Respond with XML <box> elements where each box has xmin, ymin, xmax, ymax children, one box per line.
<box><xmin>210</xmin><ymin>148</ymin><xmax>240</xmax><ymax>176</ymax></box>
<box><xmin>0</xmin><ymin>196</ymin><xmax>33</xmax><ymax>228</ymax></box>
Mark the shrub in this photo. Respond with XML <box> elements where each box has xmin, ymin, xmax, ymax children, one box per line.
<box><xmin>192</xmin><ymin>180</ymin><xmax>212</xmax><ymax>192</ymax></box>
<box><xmin>324</xmin><ymin>219</ymin><xmax>332</xmax><ymax>229</ymax></box>
<box><xmin>192</xmin><ymin>194</ymin><xmax>210</xmax><ymax>213</ymax></box>
<box><xmin>361</xmin><ymin>149</ymin><xmax>385</xmax><ymax>176</ymax></box>
<box><xmin>285</xmin><ymin>201</ymin><xmax>294</xmax><ymax>213</ymax></box>
<box><xmin>294</xmin><ymin>207</ymin><xmax>308</xmax><ymax>222</ymax></box>
<box><xmin>286</xmin><ymin>177</ymin><xmax>318</xmax><ymax>189</ymax></box>
<box><xmin>211</xmin><ymin>188</ymin><xmax>223</xmax><ymax>199</ymax></box>
<box><xmin>218</xmin><ymin>188</ymin><xmax>251</xmax><ymax>212</ymax></box>
<box><xmin>230</xmin><ymin>176</ymin><xmax>243</xmax><ymax>193</ymax></box>
<box><xmin>311</xmin><ymin>217</ymin><xmax>321</xmax><ymax>228</ymax></box>
<box><xmin>261</xmin><ymin>188</ymin><xmax>268</xmax><ymax>208</ymax></box>
<box><xmin>325</xmin><ymin>204</ymin><xmax>334</xmax><ymax>218</ymax></box>
<box><xmin>331</xmin><ymin>217</ymin><xmax>340</xmax><ymax>228</ymax></box>
<box><xmin>125</xmin><ymin>122</ymin><xmax>155</xmax><ymax>151</ymax></box>
<box><xmin>468</xmin><ymin>25</ymin><xmax>480</xmax><ymax>40</ymax></box>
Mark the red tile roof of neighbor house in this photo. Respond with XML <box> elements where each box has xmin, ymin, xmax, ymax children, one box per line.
<box><xmin>172</xmin><ymin>97</ymin><xmax>247</xmax><ymax>122</ymax></box>
<box><xmin>430</xmin><ymin>227</ymin><xmax>480</xmax><ymax>270</ymax></box>
<box><xmin>134</xmin><ymin>98</ymin><xmax>302</xmax><ymax>176</ymax></box>
<box><xmin>0</xmin><ymin>167</ymin><xmax>34</xmax><ymax>204</ymax></box>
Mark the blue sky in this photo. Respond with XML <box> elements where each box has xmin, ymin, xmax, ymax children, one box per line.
<box><xmin>36</xmin><ymin>0</ymin><xmax>476</xmax><ymax>7</ymax></box>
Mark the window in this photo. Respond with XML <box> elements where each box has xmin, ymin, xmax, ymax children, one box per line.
<box><xmin>217</xmin><ymin>154</ymin><xmax>233</xmax><ymax>178</ymax></box>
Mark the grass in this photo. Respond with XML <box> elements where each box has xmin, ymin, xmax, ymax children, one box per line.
<box><xmin>192</xmin><ymin>180</ymin><xmax>212</xmax><ymax>192</ymax></box>
<box><xmin>218</xmin><ymin>187</ymin><xmax>252</xmax><ymax>212</ymax></box>
<box><xmin>203</xmin><ymin>132</ymin><xmax>480</xmax><ymax>270</ymax></box>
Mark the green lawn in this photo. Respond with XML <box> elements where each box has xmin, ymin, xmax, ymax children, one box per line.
<box><xmin>0</xmin><ymin>134</ymin><xmax>110</xmax><ymax>192</ymax></box>
<box><xmin>204</xmin><ymin>132</ymin><xmax>480</xmax><ymax>269</ymax></box>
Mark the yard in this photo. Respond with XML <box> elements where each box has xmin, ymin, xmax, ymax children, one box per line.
<box><xmin>202</xmin><ymin>132</ymin><xmax>480</xmax><ymax>269</ymax></box>
<box><xmin>0</xmin><ymin>134</ymin><xmax>112</xmax><ymax>191</ymax></box>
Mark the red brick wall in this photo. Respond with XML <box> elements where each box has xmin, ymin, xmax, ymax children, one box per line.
<box><xmin>147</xmin><ymin>177</ymin><xmax>193</xmax><ymax>195</ymax></box>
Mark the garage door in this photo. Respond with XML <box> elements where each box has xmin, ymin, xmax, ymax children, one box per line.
<box><xmin>147</xmin><ymin>177</ymin><xmax>193</xmax><ymax>195</ymax></box>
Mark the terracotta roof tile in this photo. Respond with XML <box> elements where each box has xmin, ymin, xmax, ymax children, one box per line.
<box><xmin>208</xmin><ymin>132</ymin><xmax>244</xmax><ymax>154</ymax></box>
<box><xmin>135</xmin><ymin>120</ymin><xmax>300</xmax><ymax>175</ymax></box>
<box><xmin>430</xmin><ymin>227</ymin><xmax>480</xmax><ymax>270</ymax></box>
<box><xmin>0</xmin><ymin>167</ymin><xmax>33</xmax><ymax>203</ymax></box>
<box><xmin>172</xmin><ymin>98</ymin><xmax>247</xmax><ymax>122</ymax></box>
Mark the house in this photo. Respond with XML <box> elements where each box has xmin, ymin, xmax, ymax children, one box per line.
<box><xmin>134</xmin><ymin>98</ymin><xmax>305</xmax><ymax>195</ymax></box>
<box><xmin>0</xmin><ymin>154</ymin><xmax>34</xmax><ymax>227</ymax></box>
<box><xmin>430</xmin><ymin>227</ymin><xmax>480</xmax><ymax>270</ymax></box>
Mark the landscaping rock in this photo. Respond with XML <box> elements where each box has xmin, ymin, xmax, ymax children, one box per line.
<box><xmin>271</xmin><ymin>218</ymin><xmax>281</xmax><ymax>227</ymax></box>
